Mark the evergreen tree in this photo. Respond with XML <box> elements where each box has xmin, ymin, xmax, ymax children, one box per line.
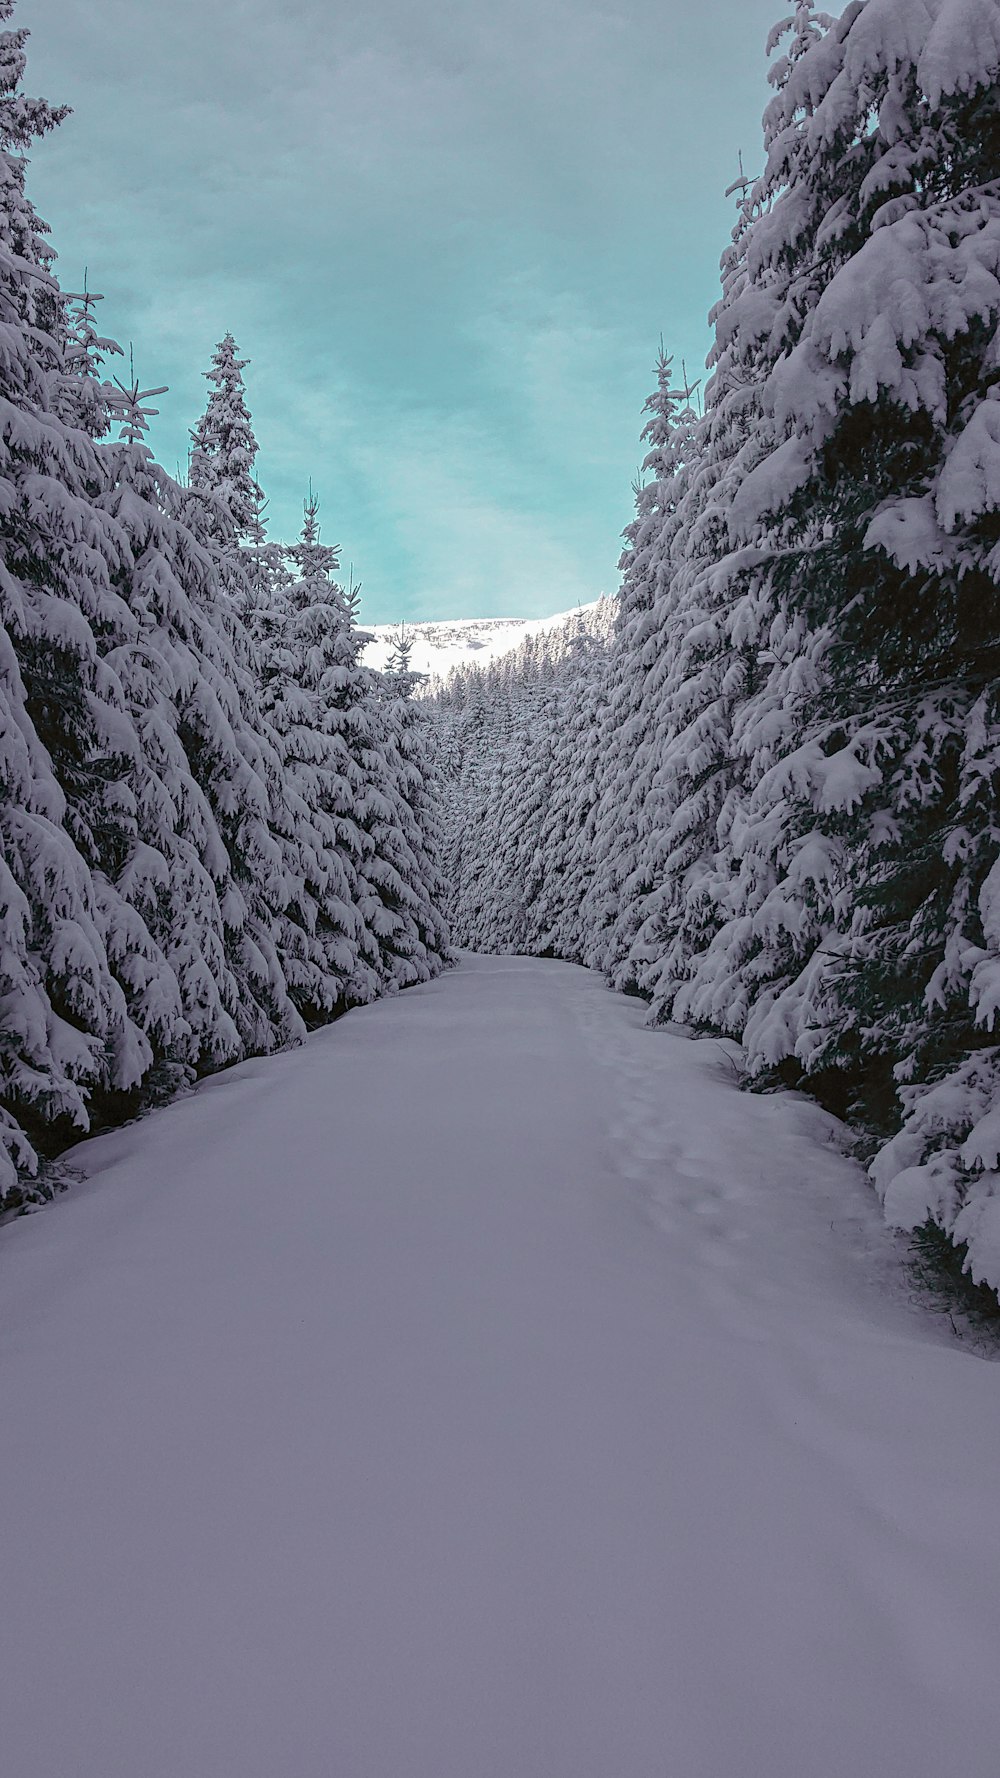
<box><xmin>583</xmin><ymin>351</ymin><xmax>705</xmax><ymax>987</ymax></box>
<box><xmin>374</xmin><ymin>669</ymin><xmax>453</xmax><ymax>978</ymax></box>
<box><xmin>644</xmin><ymin>0</ymin><xmax>1000</xmax><ymax>1285</ymax></box>
<box><xmin>528</xmin><ymin>613</ymin><xmax>614</xmax><ymax>959</ymax></box>
<box><xmin>385</xmin><ymin>621</ymin><xmax>414</xmax><ymax>677</ymax></box>
<box><xmin>188</xmin><ymin>332</ymin><xmax>264</xmax><ymax>545</ymax></box>
<box><xmin>96</xmin><ymin>374</ymin><xmax>303</xmax><ymax>1068</ymax></box>
<box><xmin>277</xmin><ymin>491</ymin><xmax>450</xmax><ymax>995</ymax></box>
<box><xmin>261</xmin><ymin>490</ymin><xmax>381</xmax><ymax>1015</ymax></box>
<box><xmin>55</xmin><ymin>277</ymin><xmax>123</xmax><ymax>437</ymax></box>
<box><xmin>0</xmin><ymin>6</ymin><xmax>175</xmax><ymax>1197</ymax></box>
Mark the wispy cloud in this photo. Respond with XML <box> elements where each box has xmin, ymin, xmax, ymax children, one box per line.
<box><xmin>20</xmin><ymin>0</ymin><xmax>780</xmax><ymax>619</ymax></box>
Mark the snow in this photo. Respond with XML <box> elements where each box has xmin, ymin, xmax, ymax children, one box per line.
<box><xmin>4</xmin><ymin>954</ymin><xmax>1000</xmax><ymax>1778</ymax></box>
<box><xmin>360</xmin><ymin>604</ymin><xmax>602</xmax><ymax>679</ymax></box>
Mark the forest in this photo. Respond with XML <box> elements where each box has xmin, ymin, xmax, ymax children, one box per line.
<box><xmin>0</xmin><ymin>0</ymin><xmax>452</xmax><ymax>1212</ymax></box>
<box><xmin>435</xmin><ymin>0</ymin><xmax>1000</xmax><ymax>1295</ymax></box>
<box><xmin>7</xmin><ymin>5</ymin><xmax>1000</xmax><ymax>1772</ymax></box>
<box><xmin>3</xmin><ymin>0</ymin><xmax>1000</xmax><ymax>1302</ymax></box>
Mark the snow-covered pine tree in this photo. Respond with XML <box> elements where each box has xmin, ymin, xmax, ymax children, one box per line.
<box><xmin>645</xmin><ymin>0</ymin><xmax>1000</xmax><ymax>1287</ymax></box>
<box><xmin>584</xmin><ymin>155</ymin><xmax>770</xmax><ymax>1028</ymax></box>
<box><xmin>385</xmin><ymin>621</ymin><xmax>414</xmax><ymax>678</ymax></box>
<box><xmin>788</xmin><ymin>0</ymin><xmax>1000</xmax><ymax>1285</ymax></box>
<box><xmin>280</xmin><ymin>492</ymin><xmax>450</xmax><ymax>995</ymax></box>
<box><xmin>377</xmin><ymin>619</ymin><xmax>452</xmax><ymax>957</ymax></box>
<box><xmin>620</xmin><ymin>389</ymin><xmax>724</xmax><ymax>1015</ymax></box>
<box><xmin>375</xmin><ymin>660</ymin><xmax>452</xmax><ymax>973</ymax></box>
<box><xmin>529</xmin><ymin>609</ymin><xmax>614</xmax><ymax>959</ymax></box>
<box><xmin>182</xmin><ymin>331</ymin><xmax>287</xmax><ymax>649</ymax></box>
<box><xmin>582</xmin><ymin>350</ymin><xmax>706</xmax><ymax>987</ymax></box>
<box><xmin>0</xmin><ymin>5</ymin><xmax>184</xmax><ymax>1200</ymax></box>
<box><xmin>55</xmin><ymin>276</ymin><xmax>123</xmax><ymax>437</ymax></box>
<box><xmin>96</xmin><ymin>371</ymin><xmax>303</xmax><ymax>1069</ymax></box>
<box><xmin>357</xmin><ymin>659</ymin><xmax>452</xmax><ymax>983</ymax></box>
<box><xmin>623</xmin><ymin>21</ymin><xmax>829</xmax><ymax>1039</ymax></box>
<box><xmin>188</xmin><ymin>332</ymin><xmax>265</xmax><ymax>547</ymax></box>
<box><xmin>260</xmin><ymin>490</ymin><xmax>380</xmax><ymax>1016</ymax></box>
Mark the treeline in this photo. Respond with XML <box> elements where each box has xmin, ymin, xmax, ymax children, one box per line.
<box><xmin>436</xmin><ymin>0</ymin><xmax>1000</xmax><ymax>1291</ymax></box>
<box><xmin>436</xmin><ymin>605</ymin><xmax>615</xmax><ymax>957</ymax></box>
<box><xmin>0</xmin><ymin>4</ymin><xmax>449</xmax><ymax>1210</ymax></box>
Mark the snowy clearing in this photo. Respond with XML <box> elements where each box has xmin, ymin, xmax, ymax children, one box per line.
<box><xmin>3</xmin><ymin>955</ymin><xmax>1000</xmax><ymax>1778</ymax></box>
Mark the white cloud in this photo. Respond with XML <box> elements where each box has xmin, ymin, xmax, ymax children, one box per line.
<box><xmin>19</xmin><ymin>0</ymin><xmax>780</xmax><ymax>618</ymax></box>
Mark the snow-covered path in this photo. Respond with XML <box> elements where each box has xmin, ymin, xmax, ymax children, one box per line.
<box><xmin>4</xmin><ymin>956</ymin><xmax>1000</xmax><ymax>1778</ymax></box>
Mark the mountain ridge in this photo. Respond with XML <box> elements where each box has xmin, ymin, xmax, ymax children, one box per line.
<box><xmin>360</xmin><ymin>604</ymin><xmax>602</xmax><ymax>680</ymax></box>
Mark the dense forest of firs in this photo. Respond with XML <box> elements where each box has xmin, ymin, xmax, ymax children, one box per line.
<box><xmin>432</xmin><ymin>1</ymin><xmax>1000</xmax><ymax>1293</ymax></box>
<box><xmin>4</xmin><ymin>0</ymin><xmax>1000</xmax><ymax>1294</ymax></box>
<box><xmin>0</xmin><ymin>2</ymin><xmax>451</xmax><ymax>1210</ymax></box>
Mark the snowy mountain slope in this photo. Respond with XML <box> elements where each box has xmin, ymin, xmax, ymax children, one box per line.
<box><xmin>4</xmin><ymin>956</ymin><xmax>1000</xmax><ymax>1778</ymax></box>
<box><xmin>360</xmin><ymin>604</ymin><xmax>602</xmax><ymax>679</ymax></box>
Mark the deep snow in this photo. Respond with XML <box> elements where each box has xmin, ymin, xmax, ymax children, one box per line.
<box><xmin>3</xmin><ymin>955</ymin><xmax>1000</xmax><ymax>1778</ymax></box>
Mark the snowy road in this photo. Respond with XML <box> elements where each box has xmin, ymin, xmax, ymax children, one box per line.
<box><xmin>4</xmin><ymin>956</ymin><xmax>1000</xmax><ymax>1778</ymax></box>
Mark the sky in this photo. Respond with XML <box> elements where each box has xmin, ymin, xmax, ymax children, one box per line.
<box><xmin>21</xmin><ymin>0</ymin><xmax>781</xmax><ymax>623</ymax></box>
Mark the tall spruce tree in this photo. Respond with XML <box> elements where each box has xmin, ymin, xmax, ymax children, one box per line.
<box><xmin>96</xmin><ymin>376</ymin><xmax>303</xmax><ymax>1068</ymax></box>
<box><xmin>652</xmin><ymin>0</ymin><xmax>1000</xmax><ymax>1285</ymax></box>
<box><xmin>261</xmin><ymin>491</ymin><xmax>381</xmax><ymax>1015</ymax></box>
<box><xmin>278</xmin><ymin>492</ymin><xmax>450</xmax><ymax>994</ymax></box>
<box><xmin>0</xmin><ymin>6</ymin><xmax>182</xmax><ymax>1198</ymax></box>
<box><xmin>627</xmin><ymin>7</ymin><xmax>833</xmax><ymax>1041</ymax></box>
<box><xmin>188</xmin><ymin>332</ymin><xmax>264</xmax><ymax>546</ymax></box>
<box><xmin>583</xmin><ymin>351</ymin><xmax>705</xmax><ymax>988</ymax></box>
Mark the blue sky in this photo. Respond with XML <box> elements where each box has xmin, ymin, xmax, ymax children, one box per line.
<box><xmin>22</xmin><ymin>0</ymin><xmax>780</xmax><ymax>622</ymax></box>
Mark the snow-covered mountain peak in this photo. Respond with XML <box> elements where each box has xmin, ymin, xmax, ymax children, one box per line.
<box><xmin>360</xmin><ymin>605</ymin><xmax>601</xmax><ymax>679</ymax></box>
